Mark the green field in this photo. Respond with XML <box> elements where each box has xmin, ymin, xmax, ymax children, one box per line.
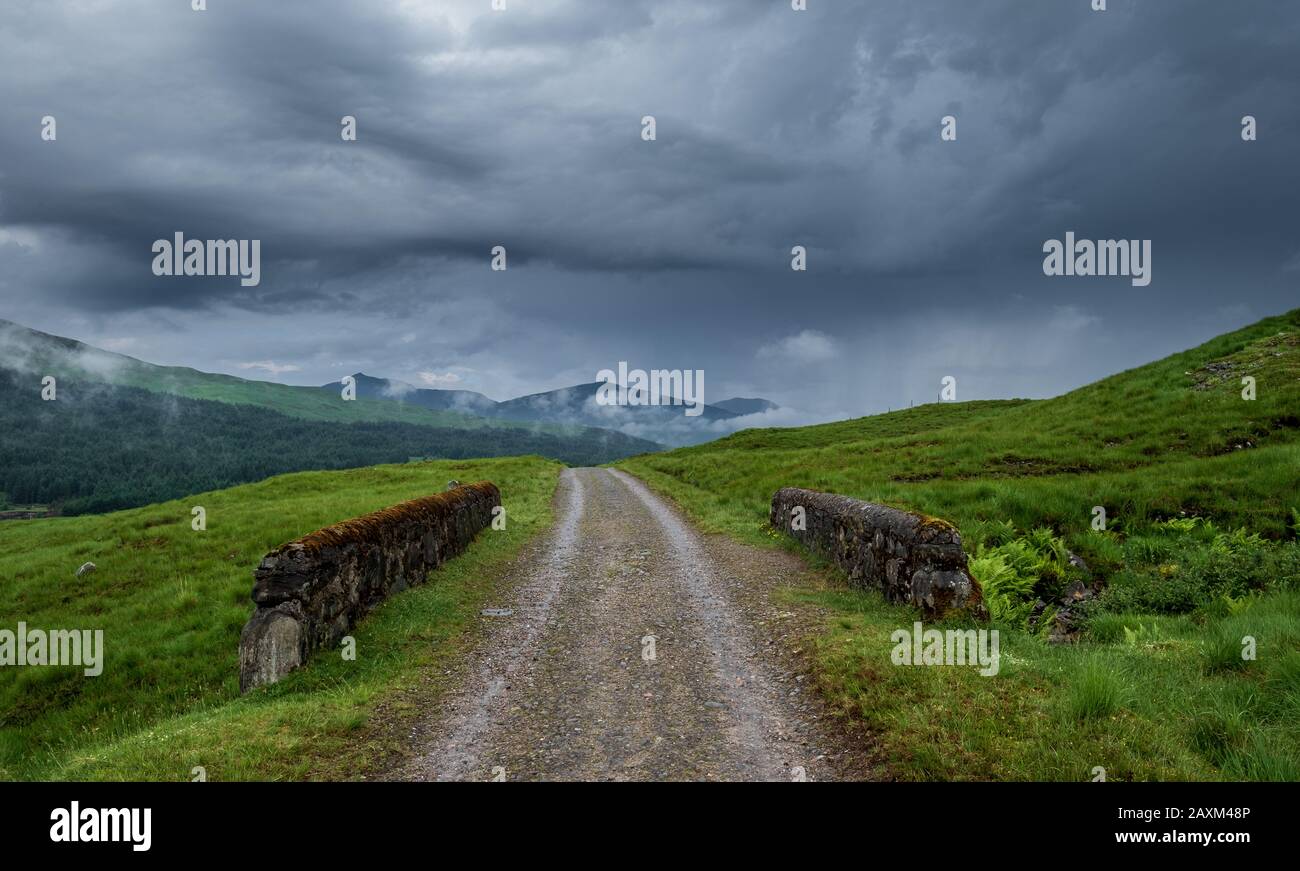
<box><xmin>620</xmin><ymin>309</ymin><xmax>1300</xmax><ymax>780</ymax></box>
<box><xmin>0</xmin><ymin>456</ymin><xmax>561</xmax><ymax>780</ymax></box>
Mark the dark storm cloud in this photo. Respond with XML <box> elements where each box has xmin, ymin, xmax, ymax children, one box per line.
<box><xmin>0</xmin><ymin>0</ymin><xmax>1297</xmax><ymax>419</ymax></box>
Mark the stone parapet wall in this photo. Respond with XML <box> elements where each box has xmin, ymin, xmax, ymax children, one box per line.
<box><xmin>770</xmin><ymin>487</ymin><xmax>983</xmax><ymax>617</ymax></box>
<box><xmin>239</xmin><ymin>482</ymin><xmax>500</xmax><ymax>691</ymax></box>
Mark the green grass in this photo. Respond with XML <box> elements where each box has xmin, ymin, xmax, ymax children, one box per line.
<box><xmin>620</xmin><ymin>308</ymin><xmax>1300</xmax><ymax>780</ymax></box>
<box><xmin>0</xmin><ymin>455</ymin><xmax>561</xmax><ymax>780</ymax></box>
<box><xmin>1066</xmin><ymin>655</ymin><xmax>1128</xmax><ymax>722</ymax></box>
<box><xmin>795</xmin><ymin>587</ymin><xmax>1300</xmax><ymax>780</ymax></box>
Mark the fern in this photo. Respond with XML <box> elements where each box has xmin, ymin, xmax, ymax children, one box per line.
<box><xmin>1211</xmin><ymin>528</ymin><xmax>1267</xmax><ymax>557</ymax></box>
<box><xmin>1154</xmin><ymin>516</ymin><xmax>1202</xmax><ymax>534</ymax></box>
<box><xmin>968</xmin><ymin>525</ymin><xmax>1073</xmax><ymax>627</ymax></box>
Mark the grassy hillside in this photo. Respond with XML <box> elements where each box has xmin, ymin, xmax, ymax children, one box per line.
<box><xmin>620</xmin><ymin>309</ymin><xmax>1300</xmax><ymax>780</ymax></box>
<box><xmin>0</xmin><ymin>456</ymin><xmax>561</xmax><ymax>780</ymax></box>
<box><xmin>622</xmin><ymin>309</ymin><xmax>1300</xmax><ymax>541</ymax></box>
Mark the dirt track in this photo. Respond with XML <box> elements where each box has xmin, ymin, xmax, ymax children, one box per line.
<box><xmin>402</xmin><ymin>467</ymin><xmax>862</xmax><ymax>782</ymax></box>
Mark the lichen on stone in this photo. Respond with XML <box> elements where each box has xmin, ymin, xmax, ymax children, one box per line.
<box><xmin>286</xmin><ymin>481</ymin><xmax>499</xmax><ymax>555</ymax></box>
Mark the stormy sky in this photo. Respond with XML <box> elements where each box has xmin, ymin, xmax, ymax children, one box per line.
<box><xmin>1</xmin><ymin>0</ymin><xmax>1297</xmax><ymax>425</ymax></box>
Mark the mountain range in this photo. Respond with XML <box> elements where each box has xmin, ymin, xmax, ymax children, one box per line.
<box><xmin>0</xmin><ymin>319</ymin><xmax>659</xmax><ymax>514</ymax></box>
<box><xmin>320</xmin><ymin>372</ymin><xmax>776</xmax><ymax>446</ymax></box>
<box><xmin>0</xmin><ymin>319</ymin><xmax>779</xmax><ymax>513</ymax></box>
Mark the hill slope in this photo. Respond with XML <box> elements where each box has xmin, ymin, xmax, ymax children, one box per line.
<box><xmin>0</xmin><ymin>319</ymin><xmax>488</xmax><ymax>428</ymax></box>
<box><xmin>713</xmin><ymin>397</ymin><xmax>779</xmax><ymax>415</ymax></box>
<box><xmin>623</xmin><ymin>308</ymin><xmax>1300</xmax><ymax>539</ymax></box>
<box><xmin>318</xmin><ymin>373</ymin><xmax>499</xmax><ymax>416</ymax></box>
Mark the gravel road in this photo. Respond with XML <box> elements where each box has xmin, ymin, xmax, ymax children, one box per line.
<box><xmin>402</xmin><ymin>467</ymin><xmax>860</xmax><ymax>782</ymax></box>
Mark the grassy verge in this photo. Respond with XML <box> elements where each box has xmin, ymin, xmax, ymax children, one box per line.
<box><xmin>783</xmin><ymin>585</ymin><xmax>1299</xmax><ymax>780</ymax></box>
<box><xmin>0</xmin><ymin>455</ymin><xmax>561</xmax><ymax>780</ymax></box>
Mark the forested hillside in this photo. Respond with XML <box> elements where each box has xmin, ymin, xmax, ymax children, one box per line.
<box><xmin>0</xmin><ymin>372</ymin><xmax>655</xmax><ymax>515</ymax></box>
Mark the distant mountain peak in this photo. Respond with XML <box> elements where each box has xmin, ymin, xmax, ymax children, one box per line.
<box><xmin>713</xmin><ymin>397</ymin><xmax>779</xmax><ymax>416</ymax></box>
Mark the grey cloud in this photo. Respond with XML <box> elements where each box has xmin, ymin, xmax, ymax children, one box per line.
<box><xmin>0</xmin><ymin>0</ymin><xmax>1297</xmax><ymax>423</ymax></box>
